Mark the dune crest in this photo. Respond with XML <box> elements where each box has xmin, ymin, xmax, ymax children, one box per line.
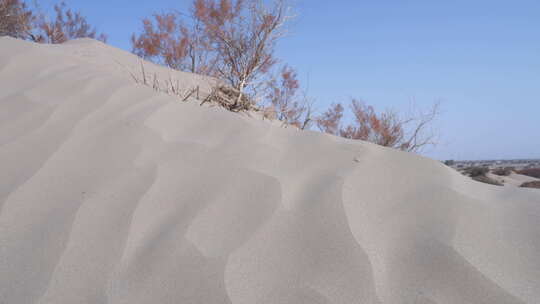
<box><xmin>0</xmin><ymin>37</ymin><xmax>539</xmax><ymax>304</ymax></box>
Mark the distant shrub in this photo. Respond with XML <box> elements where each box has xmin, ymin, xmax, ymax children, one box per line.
<box><xmin>517</xmin><ymin>168</ymin><xmax>540</xmax><ymax>179</ymax></box>
<box><xmin>444</xmin><ymin>160</ymin><xmax>455</xmax><ymax>166</ymax></box>
<box><xmin>492</xmin><ymin>167</ymin><xmax>514</xmax><ymax>176</ymax></box>
<box><xmin>465</xmin><ymin>166</ymin><xmax>489</xmax><ymax>177</ymax></box>
<box><xmin>472</xmin><ymin>175</ymin><xmax>503</xmax><ymax>186</ymax></box>
<box><xmin>520</xmin><ymin>181</ymin><xmax>540</xmax><ymax>189</ymax></box>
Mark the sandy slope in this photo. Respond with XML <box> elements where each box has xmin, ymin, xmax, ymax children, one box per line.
<box><xmin>486</xmin><ymin>172</ymin><xmax>540</xmax><ymax>187</ymax></box>
<box><xmin>0</xmin><ymin>37</ymin><xmax>539</xmax><ymax>304</ymax></box>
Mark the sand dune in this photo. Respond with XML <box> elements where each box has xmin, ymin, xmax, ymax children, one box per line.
<box><xmin>486</xmin><ymin>172</ymin><xmax>540</xmax><ymax>187</ymax></box>
<box><xmin>0</xmin><ymin>37</ymin><xmax>539</xmax><ymax>304</ymax></box>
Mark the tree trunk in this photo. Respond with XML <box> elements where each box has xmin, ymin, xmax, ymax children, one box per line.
<box><xmin>235</xmin><ymin>79</ymin><xmax>246</xmax><ymax>109</ymax></box>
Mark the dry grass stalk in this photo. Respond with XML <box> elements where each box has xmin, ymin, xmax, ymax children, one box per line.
<box><xmin>126</xmin><ymin>61</ymin><xmax>201</xmax><ymax>102</ymax></box>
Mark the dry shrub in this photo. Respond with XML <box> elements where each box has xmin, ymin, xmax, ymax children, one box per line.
<box><xmin>342</xmin><ymin>100</ymin><xmax>406</xmax><ymax>148</ymax></box>
<box><xmin>0</xmin><ymin>0</ymin><xmax>34</xmax><ymax>39</ymax></box>
<box><xmin>32</xmin><ymin>1</ymin><xmax>107</xmax><ymax>44</ymax></box>
<box><xmin>1</xmin><ymin>0</ymin><xmax>106</xmax><ymax>43</ymax></box>
<box><xmin>472</xmin><ymin>175</ymin><xmax>503</xmax><ymax>186</ymax></box>
<box><xmin>444</xmin><ymin>160</ymin><xmax>455</xmax><ymax>166</ymax></box>
<box><xmin>126</xmin><ymin>60</ymin><xmax>256</xmax><ymax>111</ymax></box>
<box><xmin>462</xmin><ymin>166</ymin><xmax>502</xmax><ymax>186</ymax></box>
<box><xmin>491</xmin><ymin>167</ymin><xmax>514</xmax><ymax>176</ymax></box>
<box><xmin>520</xmin><ymin>181</ymin><xmax>540</xmax><ymax>189</ymax></box>
<box><xmin>193</xmin><ymin>0</ymin><xmax>288</xmax><ymax>105</ymax></box>
<box><xmin>201</xmin><ymin>85</ymin><xmax>256</xmax><ymax>111</ymax></box>
<box><xmin>317</xmin><ymin>103</ymin><xmax>344</xmax><ymax>135</ymax></box>
<box><xmin>517</xmin><ymin>168</ymin><xmax>540</xmax><ymax>179</ymax></box>
<box><xmin>317</xmin><ymin>99</ymin><xmax>440</xmax><ymax>153</ymax></box>
<box><xmin>266</xmin><ymin>65</ymin><xmax>312</xmax><ymax>128</ymax></box>
<box><xmin>131</xmin><ymin>11</ymin><xmax>215</xmax><ymax>74</ymax></box>
<box><xmin>132</xmin><ymin>0</ymin><xmax>291</xmax><ymax>111</ymax></box>
<box><xmin>465</xmin><ymin>166</ymin><xmax>489</xmax><ymax>177</ymax></box>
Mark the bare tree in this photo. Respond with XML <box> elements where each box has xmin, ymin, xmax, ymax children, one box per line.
<box><xmin>0</xmin><ymin>0</ymin><xmax>33</xmax><ymax>39</ymax></box>
<box><xmin>194</xmin><ymin>0</ymin><xmax>289</xmax><ymax>107</ymax></box>
<box><xmin>32</xmin><ymin>1</ymin><xmax>107</xmax><ymax>44</ymax></box>
<box><xmin>317</xmin><ymin>99</ymin><xmax>440</xmax><ymax>153</ymax></box>
<box><xmin>398</xmin><ymin>101</ymin><xmax>440</xmax><ymax>152</ymax></box>
<box><xmin>132</xmin><ymin>0</ymin><xmax>292</xmax><ymax>111</ymax></box>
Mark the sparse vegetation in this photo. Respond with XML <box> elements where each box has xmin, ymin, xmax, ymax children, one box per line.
<box><xmin>265</xmin><ymin>65</ymin><xmax>313</xmax><ymax>129</ymax></box>
<box><xmin>472</xmin><ymin>175</ymin><xmax>503</xmax><ymax>186</ymax></box>
<box><xmin>465</xmin><ymin>166</ymin><xmax>489</xmax><ymax>177</ymax></box>
<box><xmin>1</xmin><ymin>0</ymin><xmax>106</xmax><ymax>43</ymax></box>
<box><xmin>462</xmin><ymin>166</ymin><xmax>503</xmax><ymax>186</ymax></box>
<box><xmin>132</xmin><ymin>0</ymin><xmax>292</xmax><ymax>112</ymax></box>
<box><xmin>520</xmin><ymin>181</ymin><xmax>540</xmax><ymax>189</ymax></box>
<box><xmin>316</xmin><ymin>99</ymin><xmax>440</xmax><ymax>152</ymax></box>
<box><xmin>492</xmin><ymin>167</ymin><xmax>514</xmax><ymax>176</ymax></box>
<box><xmin>517</xmin><ymin>168</ymin><xmax>540</xmax><ymax>179</ymax></box>
<box><xmin>444</xmin><ymin>160</ymin><xmax>455</xmax><ymax>166</ymax></box>
<box><xmin>31</xmin><ymin>1</ymin><xmax>107</xmax><ymax>43</ymax></box>
<box><xmin>131</xmin><ymin>0</ymin><xmax>317</xmax><ymax>124</ymax></box>
<box><xmin>131</xmin><ymin>0</ymin><xmax>313</xmax><ymax>124</ymax></box>
<box><xmin>130</xmin><ymin>0</ymin><xmax>441</xmax><ymax>149</ymax></box>
<box><xmin>0</xmin><ymin>0</ymin><xmax>34</xmax><ymax>39</ymax></box>
<box><xmin>6</xmin><ymin>0</ymin><xmax>441</xmax><ymax>151</ymax></box>
<box><xmin>201</xmin><ymin>84</ymin><xmax>257</xmax><ymax>111</ymax></box>
<box><xmin>131</xmin><ymin>11</ymin><xmax>215</xmax><ymax>74</ymax></box>
<box><xmin>127</xmin><ymin>61</ymin><xmax>202</xmax><ymax>102</ymax></box>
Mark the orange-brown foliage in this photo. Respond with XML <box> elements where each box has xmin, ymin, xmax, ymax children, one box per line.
<box><xmin>33</xmin><ymin>1</ymin><xmax>107</xmax><ymax>44</ymax></box>
<box><xmin>133</xmin><ymin>0</ymin><xmax>289</xmax><ymax>107</ymax></box>
<box><xmin>266</xmin><ymin>65</ymin><xmax>311</xmax><ymax>128</ymax></box>
<box><xmin>0</xmin><ymin>0</ymin><xmax>33</xmax><ymax>39</ymax></box>
<box><xmin>193</xmin><ymin>0</ymin><xmax>287</xmax><ymax>105</ymax></box>
<box><xmin>131</xmin><ymin>11</ymin><xmax>215</xmax><ymax>74</ymax></box>
<box><xmin>316</xmin><ymin>103</ymin><xmax>344</xmax><ymax>135</ymax></box>
<box><xmin>317</xmin><ymin>99</ymin><xmax>439</xmax><ymax>152</ymax></box>
<box><xmin>342</xmin><ymin>99</ymin><xmax>405</xmax><ymax>148</ymax></box>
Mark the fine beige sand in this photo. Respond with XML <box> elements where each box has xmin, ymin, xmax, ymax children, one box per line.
<box><xmin>486</xmin><ymin>172</ymin><xmax>540</xmax><ymax>187</ymax></box>
<box><xmin>1</xmin><ymin>37</ymin><xmax>539</xmax><ymax>304</ymax></box>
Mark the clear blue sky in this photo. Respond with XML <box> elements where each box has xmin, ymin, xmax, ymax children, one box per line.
<box><xmin>38</xmin><ymin>0</ymin><xmax>540</xmax><ymax>160</ymax></box>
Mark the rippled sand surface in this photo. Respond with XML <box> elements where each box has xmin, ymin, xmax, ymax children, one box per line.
<box><xmin>1</xmin><ymin>37</ymin><xmax>539</xmax><ymax>304</ymax></box>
